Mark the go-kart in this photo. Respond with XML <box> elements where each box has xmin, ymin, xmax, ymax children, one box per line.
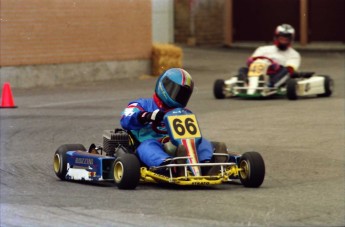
<box><xmin>213</xmin><ymin>56</ymin><xmax>334</xmax><ymax>100</ymax></box>
<box><xmin>53</xmin><ymin>108</ymin><xmax>265</xmax><ymax>189</ymax></box>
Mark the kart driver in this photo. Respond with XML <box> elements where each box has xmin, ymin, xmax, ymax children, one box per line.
<box><xmin>241</xmin><ymin>23</ymin><xmax>301</xmax><ymax>87</ymax></box>
<box><xmin>120</xmin><ymin>68</ymin><xmax>226</xmax><ymax>175</ymax></box>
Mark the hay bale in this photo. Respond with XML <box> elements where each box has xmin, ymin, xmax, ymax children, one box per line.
<box><xmin>152</xmin><ymin>44</ymin><xmax>183</xmax><ymax>76</ymax></box>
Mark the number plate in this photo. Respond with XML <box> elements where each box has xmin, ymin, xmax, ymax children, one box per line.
<box><xmin>167</xmin><ymin>114</ymin><xmax>201</xmax><ymax>139</ymax></box>
<box><xmin>248</xmin><ymin>62</ymin><xmax>268</xmax><ymax>77</ymax></box>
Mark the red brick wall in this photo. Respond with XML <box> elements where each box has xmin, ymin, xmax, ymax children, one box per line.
<box><xmin>174</xmin><ymin>0</ymin><xmax>191</xmax><ymax>43</ymax></box>
<box><xmin>174</xmin><ymin>0</ymin><xmax>224</xmax><ymax>45</ymax></box>
<box><xmin>0</xmin><ymin>0</ymin><xmax>152</xmax><ymax>66</ymax></box>
<box><xmin>194</xmin><ymin>0</ymin><xmax>224</xmax><ymax>45</ymax></box>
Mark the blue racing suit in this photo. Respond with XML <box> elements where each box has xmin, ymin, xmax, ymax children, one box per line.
<box><xmin>120</xmin><ymin>97</ymin><xmax>213</xmax><ymax>167</ymax></box>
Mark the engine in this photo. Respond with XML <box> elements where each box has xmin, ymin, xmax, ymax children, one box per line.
<box><xmin>102</xmin><ymin>129</ymin><xmax>130</xmax><ymax>156</ymax></box>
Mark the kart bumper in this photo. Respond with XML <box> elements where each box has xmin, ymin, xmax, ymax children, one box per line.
<box><xmin>232</xmin><ymin>85</ymin><xmax>285</xmax><ymax>97</ymax></box>
<box><xmin>141</xmin><ymin>161</ymin><xmax>241</xmax><ymax>186</ymax></box>
<box><xmin>65</xmin><ymin>151</ymin><xmax>115</xmax><ymax>181</ymax></box>
<box><xmin>224</xmin><ymin>78</ymin><xmax>285</xmax><ymax>97</ymax></box>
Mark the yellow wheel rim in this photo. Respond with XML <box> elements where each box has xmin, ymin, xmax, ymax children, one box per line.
<box><xmin>114</xmin><ymin>161</ymin><xmax>124</xmax><ymax>183</ymax></box>
<box><xmin>53</xmin><ymin>154</ymin><xmax>61</xmax><ymax>174</ymax></box>
<box><xmin>239</xmin><ymin>160</ymin><xmax>250</xmax><ymax>179</ymax></box>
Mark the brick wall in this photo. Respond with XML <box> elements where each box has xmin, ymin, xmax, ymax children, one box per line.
<box><xmin>174</xmin><ymin>0</ymin><xmax>191</xmax><ymax>43</ymax></box>
<box><xmin>0</xmin><ymin>0</ymin><xmax>152</xmax><ymax>66</ymax></box>
<box><xmin>174</xmin><ymin>0</ymin><xmax>224</xmax><ymax>45</ymax></box>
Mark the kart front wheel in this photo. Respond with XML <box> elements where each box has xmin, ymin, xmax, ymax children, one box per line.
<box><xmin>239</xmin><ymin>152</ymin><xmax>265</xmax><ymax>188</ymax></box>
<box><xmin>317</xmin><ymin>75</ymin><xmax>333</xmax><ymax>97</ymax></box>
<box><xmin>112</xmin><ymin>153</ymin><xmax>140</xmax><ymax>189</ymax></box>
<box><xmin>213</xmin><ymin>79</ymin><xmax>225</xmax><ymax>99</ymax></box>
<box><xmin>53</xmin><ymin>144</ymin><xmax>86</xmax><ymax>180</ymax></box>
<box><xmin>286</xmin><ymin>79</ymin><xmax>298</xmax><ymax>100</ymax></box>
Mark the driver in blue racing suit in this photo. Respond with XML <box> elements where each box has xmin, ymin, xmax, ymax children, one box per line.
<box><xmin>120</xmin><ymin>68</ymin><xmax>220</xmax><ymax>172</ymax></box>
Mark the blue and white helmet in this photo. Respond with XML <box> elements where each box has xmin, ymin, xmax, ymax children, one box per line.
<box><xmin>155</xmin><ymin>68</ymin><xmax>194</xmax><ymax>108</ymax></box>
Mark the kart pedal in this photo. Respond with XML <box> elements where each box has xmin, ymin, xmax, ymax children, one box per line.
<box><xmin>175</xmin><ymin>145</ymin><xmax>187</xmax><ymax>177</ymax></box>
<box><xmin>208</xmin><ymin>142</ymin><xmax>229</xmax><ymax>175</ymax></box>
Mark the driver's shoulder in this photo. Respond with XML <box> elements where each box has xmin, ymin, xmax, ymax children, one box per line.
<box><xmin>289</xmin><ymin>47</ymin><xmax>301</xmax><ymax>56</ymax></box>
<box><xmin>253</xmin><ymin>45</ymin><xmax>276</xmax><ymax>55</ymax></box>
<box><xmin>257</xmin><ymin>45</ymin><xmax>275</xmax><ymax>51</ymax></box>
<box><xmin>130</xmin><ymin>97</ymin><xmax>153</xmax><ymax>106</ymax></box>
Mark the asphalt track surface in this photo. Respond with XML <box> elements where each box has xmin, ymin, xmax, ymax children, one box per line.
<box><xmin>1</xmin><ymin>47</ymin><xmax>344</xmax><ymax>227</ymax></box>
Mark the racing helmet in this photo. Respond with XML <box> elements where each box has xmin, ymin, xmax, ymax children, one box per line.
<box><xmin>155</xmin><ymin>68</ymin><xmax>194</xmax><ymax>108</ymax></box>
<box><xmin>274</xmin><ymin>24</ymin><xmax>295</xmax><ymax>50</ymax></box>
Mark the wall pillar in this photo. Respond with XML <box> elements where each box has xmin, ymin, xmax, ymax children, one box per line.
<box><xmin>300</xmin><ymin>0</ymin><xmax>308</xmax><ymax>45</ymax></box>
<box><xmin>223</xmin><ymin>0</ymin><xmax>233</xmax><ymax>46</ymax></box>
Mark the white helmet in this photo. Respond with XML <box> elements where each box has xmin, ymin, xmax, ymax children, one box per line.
<box><xmin>274</xmin><ymin>24</ymin><xmax>295</xmax><ymax>50</ymax></box>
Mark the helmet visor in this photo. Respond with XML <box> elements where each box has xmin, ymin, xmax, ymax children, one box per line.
<box><xmin>277</xmin><ymin>34</ymin><xmax>293</xmax><ymax>41</ymax></box>
<box><xmin>162</xmin><ymin>76</ymin><xmax>192</xmax><ymax>107</ymax></box>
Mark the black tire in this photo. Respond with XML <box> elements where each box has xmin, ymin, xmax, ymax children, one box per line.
<box><xmin>286</xmin><ymin>79</ymin><xmax>298</xmax><ymax>100</ymax></box>
<box><xmin>112</xmin><ymin>153</ymin><xmax>140</xmax><ymax>189</ymax></box>
<box><xmin>317</xmin><ymin>75</ymin><xmax>334</xmax><ymax>97</ymax></box>
<box><xmin>238</xmin><ymin>152</ymin><xmax>265</xmax><ymax>188</ymax></box>
<box><xmin>213</xmin><ymin>79</ymin><xmax>225</xmax><ymax>99</ymax></box>
<box><xmin>53</xmin><ymin>144</ymin><xmax>86</xmax><ymax>180</ymax></box>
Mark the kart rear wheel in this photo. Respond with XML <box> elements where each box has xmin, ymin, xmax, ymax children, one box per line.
<box><xmin>239</xmin><ymin>152</ymin><xmax>265</xmax><ymax>188</ymax></box>
<box><xmin>286</xmin><ymin>79</ymin><xmax>298</xmax><ymax>100</ymax></box>
<box><xmin>213</xmin><ymin>79</ymin><xmax>225</xmax><ymax>99</ymax></box>
<box><xmin>112</xmin><ymin>153</ymin><xmax>140</xmax><ymax>189</ymax></box>
<box><xmin>53</xmin><ymin>144</ymin><xmax>86</xmax><ymax>180</ymax></box>
<box><xmin>317</xmin><ymin>75</ymin><xmax>333</xmax><ymax>97</ymax></box>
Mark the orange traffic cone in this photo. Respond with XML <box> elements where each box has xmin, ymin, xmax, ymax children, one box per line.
<box><xmin>0</xmin><ymin>82</ymin><xmax>17</xmax><ymax>108</ymax></box>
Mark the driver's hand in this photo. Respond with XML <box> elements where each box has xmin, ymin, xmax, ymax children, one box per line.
<box><xmin>138</xmin><ymin>109</ymin><xmax>165</xmax><ymax>125</ymax></box>
<box><xmin>246</xmin><ymin>57</ymin><xmax>254</xmax><ymax>66</ymax></box>
<box><xmin>286</xmin><ymin>66</ymin><xmax>295</xmax><ymax>76</ymax></box>
<box><xmin>268</xmin><ymin>62</ymin><xmax>280</xmax><ymax>74</ymax></box>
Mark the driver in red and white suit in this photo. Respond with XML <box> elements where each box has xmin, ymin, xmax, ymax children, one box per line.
<box><xmin>240</xmin><ymin>24</ymin><xmax>301</xmax><ymax>87</ymax></box>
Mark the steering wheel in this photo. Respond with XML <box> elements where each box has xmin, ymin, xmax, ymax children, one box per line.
<box><xmin>251</xmin><ymin>56</ymin><xmax>276</xmax><ymax>64</ymax></box>
<box><xmin>251</xmin><ymin>56</ymin><xmax>282</xmax><ymax>73</ymax></box>
<box><xmin>152</xmin><ymin>122</ymin><xmax>167</xmax><ymax>134</ymax></box>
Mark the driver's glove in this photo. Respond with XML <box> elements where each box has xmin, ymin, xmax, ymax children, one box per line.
<box><xmin>246</xmin><ymin>57</ymin><xmax>254</xmax><ymax>66</ymax></box>
<box><xmin>267</xmin><ymin>62</ymin><xmax>280</xmax><ymax>75</ymax></box>
<box><xmin>138</xmin><ymin>109</ymin><xmax>165</xmax><ymax>125</ymax></box>
<box><xmin>286</xmin><ymin>66</ymin><xmax>295</xmax><ymax>76</ymax></box>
